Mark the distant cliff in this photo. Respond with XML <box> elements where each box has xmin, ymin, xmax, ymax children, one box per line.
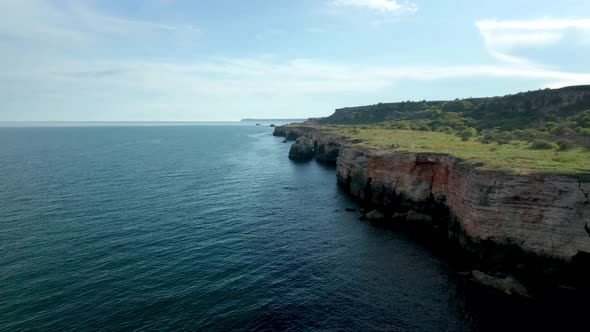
<box><xmin>321</xmin><ymin>85</ymin><xmax>590</xmax><ymax>132</ymax></box>
<box><xmin>240</xmin><ymin>118</ymin><xmax>306</xmax><ymax>123</ymax></box>
<box><xmin>274</xmin><ymin>124</ymin><xmax>590</xmax><ymax>295</ymax></box>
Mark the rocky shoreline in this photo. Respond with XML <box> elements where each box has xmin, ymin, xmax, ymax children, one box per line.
<box><xmin>274</xmin><ymin>125</ymin><xmax>590</xmax><ymax>298</ymax></box>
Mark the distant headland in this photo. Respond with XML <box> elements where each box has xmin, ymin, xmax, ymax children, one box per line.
<box><xmin>240</xmin><ymin>118</ymin><xmax>306</xmax><ymax>123</ymax></box>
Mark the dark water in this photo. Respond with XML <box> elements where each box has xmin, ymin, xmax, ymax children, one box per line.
<box><xmin>0</xmin><ymin>125</ymin><xmax>580</xmax><ymax>331</ymax></box>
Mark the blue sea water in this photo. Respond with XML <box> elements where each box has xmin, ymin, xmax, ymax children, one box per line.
<box><xmin>0</xmin><ymin>125</ymin><xmax>579</xmax><ymax>331</ymax></box>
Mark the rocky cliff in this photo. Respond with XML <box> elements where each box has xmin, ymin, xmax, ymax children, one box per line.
<box><xmin>274</xmin><ymin>126</ymin><xmax>342</xmax><ymax>163</ymax></box>
<box><xmin>320</xmin><ymin>85</ymin><xmax>590</xmax><ymax>130</ymax></box>
<box><xmin>274</xmin><ymin>125</ymin><xmax>590</xmax><ymax>293</ymax></box>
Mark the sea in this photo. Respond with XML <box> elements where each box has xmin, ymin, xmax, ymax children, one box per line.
<box><xmin>0</xmin><ymin>123</ymin><xmax>583</xmax><ymax>331</ymax></box>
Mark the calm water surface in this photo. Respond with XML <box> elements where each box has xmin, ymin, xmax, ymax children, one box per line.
<box><xmin>0</xmin><ymin>125</ymin><xmax>578</xmax><ymax>331</ymax></box>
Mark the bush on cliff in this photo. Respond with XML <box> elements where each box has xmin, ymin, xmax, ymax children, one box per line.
<box><xmin>550</xmin><ymin>123</ymin><xmax>577</xmax><ymax>136</ymax></box>
<box><xmin>437</xmin><ymin>126</ymin><xmax>455</xmax><ymax>134</ymax></box>
<box><xmin>556</xmin><ymin>139</ymin><xmax>573</xmax><ymax>151</ymax></box>
<box><xmin>511</xmin><ymin>128</ymin><xmax>541</xmax><ymax>141</ymax></box>
<box><xmin>531</xmin><ymin>139</ymin><xmax>556</xmax><ymax>150</ymax></box>
<box><xmin>458</xmin><ymin>127</ymin><xmax>477</xmax><ymax>140</ymax></box>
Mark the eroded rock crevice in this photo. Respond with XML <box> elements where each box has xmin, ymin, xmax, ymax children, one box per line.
<box><xmin>579</xmin><ymin>181</ymin><xmax>590</xmax><ymax>204</ymax></box>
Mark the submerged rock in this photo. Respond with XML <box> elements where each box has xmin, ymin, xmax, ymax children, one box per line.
<box><xmin>288</xmin><ymin>137</ymin><xmax>315</xmax><ymax>161</ymax></box>
<box><xmin>282</xmin><ymin>139</ymin><xmax>288</xmax><ymax>143</ymax></box>
<box><xmin>344</xmin><ymin>207</ymin><xmax>356</xmax><ymax>212</ymax></box>
<box><xmin>270</xmin><ymin>124</ymin><xmax>276</xmax><ymax>127</ymax></box>
<box><xmin>471</xmin><ymin>270</ymin><xmax>531</xmax><ymax>298</ymax></box>
<box><xmin>406</xmin><ymin>211</ymin><xmax>433</xmax><ymax>223</ymax></box>
<box><xmin>391</xmin><ymin>212</ymin><xmax>408</xmax><ymax>222</ymax></box>
<box><xmin>456</xmin><ymin>271</ymin><xmax>472</xmax><ymax>278</ymax></box>
<box><xmin>364</xmin><ymin>210</ymin><xmax>386</xmax><ymax>222</ymax></box>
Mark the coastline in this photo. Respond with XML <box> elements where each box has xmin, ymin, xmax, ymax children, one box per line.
<box><xmin>274</xmin><ymin>124</ymin><xmax>590</xmax><ymax>298</ymax></box>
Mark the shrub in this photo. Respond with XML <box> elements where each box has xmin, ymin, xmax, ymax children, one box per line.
<box><xmin>549</xmin><ymin>121</ymin><xmax>578</xmax><ymax>135</ymax></box>
<box><xmin>550</xmin><ymin>125</ymin><xmax>576</xmax><ymax>136</ymax></box>
<box><xmin>437</xmin><ymin>126</ymin><xmax>455</xmax><ymax>134</ymax></box>
<box><xmin>495</xmin><ymin>131</ymin><xmax>513</xmax><ymax>145</ymax></box>
<box><xmin>458</xmin><ymin>127</ymin><xmax>477</xmax><ymax>140</ymax></box>
<box><xmin>479</xmin><ymin>129</ymin><xmax>514</xmax><ymax>144</ymax></box>
<box><xmin>531</xmin><ymin>139</ymin><xmax>556</xmax><ymax>150</ymax></box>
<box><xmin>580</xmin><ymin>128</ymin><xmax>590</xmax><ymax>137</ymax></box>
<box><xmin>543</xmin><ymin>122</ymin><xmax>558</xmax><ymax>131</ymax></box>
<box><xmin>555</xmin><ymin>139</ymin><xmax>573</xmax><ymax>151</ymax></box>
<box><xmin>512</xmin><ymin>128</ymin><xmax>539</xmax><ymax>141</ymax></box>
<box><xmin>417</xmin><ymin>124</ymin><xmax>432</xmax><ymax>131</ymax></box>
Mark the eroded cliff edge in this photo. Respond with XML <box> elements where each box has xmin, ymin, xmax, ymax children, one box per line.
<box><xmin>274</xmin><ymin>125</ymin><xmax>590</xmax><ymax>294</ymax></box>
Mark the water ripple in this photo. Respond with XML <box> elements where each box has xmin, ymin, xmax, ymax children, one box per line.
<box><xmin>0</xmin><ymin>126</ymin><xmax>564</xmax><ymax>331</ymax></box>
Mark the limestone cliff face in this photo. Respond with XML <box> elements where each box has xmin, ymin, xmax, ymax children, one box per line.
<box><xmin>288</xmin><ymin>137</ymin><xmax>315</xmax><ymax>161</ymax></box>
<box><xmin>275</xmin><ymin>125</ymin><xmax>590</xmax><ymax>266</ymax></box>
<box><xmin>275</xmin><ymin>127</ymin><xmax>341</xmax><ymax>163</ymax></box>
<box><xmin>273</xmin><ymin>126</ymin><xmax>313</xmax><ymax>141</ymax></box>
<box><xmin>336</xmin><ymin>148</ymin><xmax>590</xmax><ymax>262</ymax></box>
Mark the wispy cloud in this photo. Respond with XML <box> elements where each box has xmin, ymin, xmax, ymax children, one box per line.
<box><xmin>3</xmin><ymin>54</ymin><xmax>590</xmax><ymax>120</ymax></box>
<box><xmin>0</xmin><ymin>0</ymin><xmax>198</xmax><ymax>47</ymax></box>
<box><xmin>476</xmin><ymin>18</ymin><xmax>590</xmax><ymax>65</ymax></box>
<box><xmin>1</xmin><ymin>0</ymin><xmax>589</xmax><ymax>121</ymax></box>
<box><xmin>331</xmin><ymin>0</ymin><xmax>417</xmax><ymax>14</ymax></box>
<box><xmin>477</xmin><ymin>18</ymin><xmax>590</xmax><ymax>31</ymax></box>
<box><xmin>32</xmin><ymin>57</ymin><xmax>590</xmax><ymax>98</ymax></box>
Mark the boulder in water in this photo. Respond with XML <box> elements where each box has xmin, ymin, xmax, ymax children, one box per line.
<box><xmin>471</xmin><ymin>270</ymin><xmax>531</xmax><ymax>298</ymax></box>
<box><xmin>406</xmin><ymin>211</ymin><xmax>433</xmax><ymax>223</ymax></box>
<box><xmin>363</xmin><ymin>210</ymin><xmax>386</xmax><ymax>222</ymax></box>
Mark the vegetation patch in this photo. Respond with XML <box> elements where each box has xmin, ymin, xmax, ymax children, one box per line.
<box><xmin>282</xmin><ymin>123</ymin><xmax>590</xmax><ymax>179</ymax></box>
<box><xmin>531</xmin><ymin>139</ymin><xmax>556</xmax><ymax>150</ymax></box>
<box><xmin>283</xmin><ymin>86</ymin><xmax>590</xmax><ymax>179</ymax></box>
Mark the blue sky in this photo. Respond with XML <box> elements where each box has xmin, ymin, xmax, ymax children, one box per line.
<box><xmin>1</xmin><ymin>0</ymin><xmax>590</xmax><ymax>121</ymax></box>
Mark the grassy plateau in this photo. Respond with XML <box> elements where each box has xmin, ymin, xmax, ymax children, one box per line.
<box><xmin>287</xmin><ymin>124</ymin><xmax>590</xmax><ymax>180</ymax></box>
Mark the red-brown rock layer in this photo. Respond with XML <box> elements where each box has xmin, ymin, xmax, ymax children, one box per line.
<box><xmin>336</xmin><ymin>148</ymin><xmax>590</xmax><ymax>261</ymax></box>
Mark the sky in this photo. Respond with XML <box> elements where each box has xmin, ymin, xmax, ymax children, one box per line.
<box><xmin>1</xmin><ymin>0</ymin><xmax>590</xmax><ymax>121</ymax></box>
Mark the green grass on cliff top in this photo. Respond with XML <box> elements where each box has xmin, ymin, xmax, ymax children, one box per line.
<box><xmin>287</xmin><ymin>124</ymin><xmax>590</xmax><ymax>180</ymax></box>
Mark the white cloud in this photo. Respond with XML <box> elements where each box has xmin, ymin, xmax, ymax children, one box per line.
<box><xmin>0</xmin><ymin>0</ymin><xmax>198</xmax><ymax>47</ymax></box>
<box><xmin>477</xmin><ymin>18</ymin><xmax>590</xmax><ymax>31</ymax></box>
<box><xmin>332</xmin><ymin>0</ymin><xmax>417</xmax><ymax>14</ymax></box>
<box><xmin>1</xmin><ymin>1</ymin><xmax>589</xmax><ymax>121</ymax></box>
<box><xmin>3</xmin><ymin>52</ymin><xmax>590</xmax><ymax>120</ymax></box>
<box><xmin>10</xmin><ymin>57</ymin><xmax>589</xmax><ymax>100</ymax></box>
<box><xmin>476</xmin><ymin>18</ymin><xmax>590</xmax><ymax>64</ymax></box>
